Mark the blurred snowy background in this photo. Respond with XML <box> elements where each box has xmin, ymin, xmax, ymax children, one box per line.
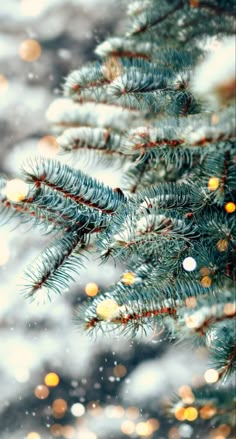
<box><xmin>0</xmin><ymin>1</ymin><xmax>214</xmax><ymax>439</ymax></box>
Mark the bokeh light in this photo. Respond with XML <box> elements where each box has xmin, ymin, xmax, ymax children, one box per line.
<box><xmin>19</xmin><ymin>39</ymin><xmax>42</xmax><ymax>62</ymax></box>
<box><xmin>44</xmin><ymin>372</ymin><xmax>60</xmax><ymax>387</ymax></box>
<box><xmin>52</xmin><ymin>399</ymin><xmax>68</xmax><ymax>418</ymax></box>
<box><xmin>204</xmin><ymin>368</ymin><xmax>219</xmax><ymax>383</ymax></box>
<box><xmin>21</xmin><ymin>0</ymin><xmax>46</xmax><ymax>16</ymax></box>
<box><xmin>146</xmin><ymin>418</ymin><xmax>160</xmax><ymax>432</ymax></box>
<box><xmin>208</xmin><ymin>177</ymin><xmax>220</xmax><ymax>191</ymax></box>
<box><xmin>182</xmin><ymin>257</ymin><xmax>197</xmax><ymax>272</ymax></box>
<box><xmin>185</xmin><ymin>297</ymin><xmax>197</xmax><ymax>308</ymax></box>
<box><xmin>122</xmin><ymin>272</ymin><xmax>135</xmax><ymax>285</ymax></box>
<box><xmin>77</xmin><ymin>430</ymin><xmax>97</xmax><ymax>439</ymax></box>
<box><xmin>0</xmin><ymin>74</ymin><xmax>9</xmax><ymax>95</ymax></box>
<box><xmin>174</xmin><ymin>406</ymin><xmax>186</xmax><ymax>421</ymax></box>
<box><xmin>216</xmin><ymin>239</ymin><xmax>228</xmax><ymax>252</ymax></box>
<box><xmin>37</xmin><ymin>135</ymin><xmax>60</xmax><ymax>157</ymax></box>
<box><xmin>50</xmin><ymin>424</ymin><xmax>62</xmax><ymax>437</ymax></box>
<box><xmin>200</xmin><ymin>266</ymin><xmax>210</xmax><ymax>276</ymax></box>
<box><xmin>168</xmin><ymin>426</ymin><xmax>180</xmax><ymax>439</ymax></box>
<box><xmin>105</xmin><ymin>405</ymin><xmax>125</xmax><ymax>418</ymax></box>
<box><xmin>178</xmin><ymin>385</ymin><xmax>195</xmax><ymax>403</ymax></box>
<box><xmin>34</xmin><ymin>384</ymin><xmax>49</xmax><ymax>399</ymax></box>
<box><xmin>224</xmin><ymin>202</ymin><xmax>236</xmax><ymax>213</ymax></box>
<box><xmin>225</xmin><ymin>202</ymin><xmax>236</xmax><ymax>213</ymax></box>
<box><xmin>85</xmin><ymin>282</ymin><xmax>99</xmax><ymax>297</ymax></box>
<box><xmin>125</xmin><ymin>406</ymin><xmax>140</xmax><ymax>419</ymax></box>
<box><xmin>71</xmin><ymin>402</ymin><xmax>85</xmax><ymax>417</ymax></box>
<box><xmin>184</xmin><ymin>407</ymin><xmax>198</xmax><ymax>421</ymax></box>
<box><xmin>61</xmin><ymin>425</ymin><xmax>75</xmax><ymax>438</ymax></box>
<box><xmin>2</xmin><ymin>178</ymin><xmax>29</xmax><ymax>202</ymax></box>
<box><xmin>14</xmin><ymin>367</ymin><xmax>30</xmax><ymax>383</ymax></box>
<box><xmin>201</xmin><ymin>275</ymin><xmax>212</xmax><ymax>288</ymax></box>
<box><xmin>224</xmin><ymin>303</ymin><xmax>236</xmax><ymax>316</ymax></box>
<box><xmin>113</xmin><ymin>364</ymin><xmax>127</xmax><ymax>377</ymax></box>
<box><xmin>26</xmin><ymin>433</ymin><xmax>41</xmax><ymax>439</ymax></box>
<box><xmin>96</xmin><ymin>299</ymin><xmax>120</xmax><ymax>320</ymax></box>
<box><xmin>121</xmin><ymin>420</ymin><xmax>135</xmax><ymax>435</ymax></box>
<box><xmin>135</xmin><ymin>421</ymin><xmax>153</xmax><ymax>436</ymax></box>
<box><xmin>199</xmin><ymin>405</ymin><xmax>217</xmax><ymax>419</ymax></box>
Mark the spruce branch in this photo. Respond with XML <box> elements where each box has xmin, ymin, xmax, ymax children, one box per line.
<box><xmin>22</xmin><ymin>229</ymin><xmax>88</xmax><ymax>299</ymax></box>
<box><xmin>22</xmin><ymin>157</ymin><xmax>126</xmax><ymax>215</ymax></box>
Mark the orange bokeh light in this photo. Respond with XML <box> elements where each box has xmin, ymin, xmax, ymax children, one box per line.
<box><xmin>0</xmin><ymin>74</ymin><xmax>9</xmax><ymax>95</ymax></box>
<box><xmin>19</xmin><ymin>39</ymin><xmax>42</xmax><ymax>62</ymax></box>
<box><xmin>85</xmin><ymin>282</ymin><xmax>99</xmax><ymax>297</ymax></box>
<box><xmin>34</xmin><ymin>384</ymin><xmax>49</xmax><ymax>399</ymax></box>
<box><xmin>224</xmin><ymin>202</ymin><xmax>236</xmax><ymax>213</ymax></box>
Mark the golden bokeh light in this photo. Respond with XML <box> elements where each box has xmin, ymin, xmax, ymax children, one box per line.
<box><xmin>85</xmin><ymin>282</ymin><xmax>99</xmax><ymax>297</ymax></box>
<box><xmin>121</xmin><ymin>420</ymin><xmax>135</xmax><ymax>435</ymax></box>
<box><xmin>3</xmin><ymin>178</ymin><xmax>29</xmax><ymax>203</ymax></box>
<box><xmin>0</xmin><ymin>74</ymin><xmax>9</xmax><ymax>95</ymax></box>
<box><xmin>122</xmin><ymin>272</ymin><xmax>135</xmax><ymax>285</ymax></box>
<box><xmin>224</xmin><ymin>202</ymin><xmax>236</xmax><ymax>213</ymax></box>
<box><xmin>201</xmin><ymin>275</ymin><xmax>212</xmax><ymax>288</ymax></box>
<box><xmin>38</xmin><ymin>135</ymin><xmax>60</xmax><ymax>157</ymax></box>
<box><xmin>96</xmin><ymin>299</ymin><xmax>120</xmax><ymax>320</ymax></box>
<box><xmin>204</xmin><ymin>368</ymin><xmax>219</xmax><ymax>383</ymax></box>
<box><xmin>113</xmin><ymin>364</ymin><xmax>127</xmax><ymax>378</ymax></box>
<box><xmin>184</xmin><ymin>406</ymin><xmax>198</xmax><ymax>421</ymax></box>
<box><xmin>216</xmin><ymin>239</ymin><xmax>228</xmax><ymax>252</ymax></box>
<box><xmin>224</xmin><ymin>302</ymin><xmax>236</xmax><ymax>316</ymax></box>
<box><xmin>135</xmin><ymin>421</ymin><xmax>153</xmax><ymax>436</ymax></box>
<box><xmin>44</xmin><ymin>372</ymin><xmax>60</xmax><ymax>387</ymax></box>
<box><xmin>19</xmin><ymin>39</ymin><xmax>42</xmax><ymax>62</ymax></box>
<box><xmin>21</xmin><ymin>0</ymin><xmax>46</xmax><ymax>16</ymax></box>
<box><xmin>26</xmin><ymin>433</ymin><xmax>41</xmax><ymax>439</ymax></box>
<box><xmin>208</xmin><ymin>177</ymin><xmax>220</xmax><ymax>191</ymax></box>
<box><xmin>52</xmin><ymin>399</ymin><xmax>68</xmax><ymax>418</ymax></box>
<box><xmin>34</xmin><ymin>384</ymin><xmax>49</xmax><ymax>399</ymax></box>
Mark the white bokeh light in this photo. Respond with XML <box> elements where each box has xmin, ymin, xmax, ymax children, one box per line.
<box><xmin>182</xmin><ymin>257</ymin><xmax>197</xmax><ymax>272</ymax></box>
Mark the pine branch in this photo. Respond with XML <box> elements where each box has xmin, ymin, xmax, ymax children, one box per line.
<box><xmin>22</xmin><ymin>157</ymin><xmax>126</xmax><ymax>215</ymax></box>
<box><xmin>22</xmin><ymin>229</ymin><xmax>88</xmax><ymax>299</ymax></box>
<box><xmin>57</xmin><ymin>127</ymin><xmax>125</xmax><ymax>158</ymax></box>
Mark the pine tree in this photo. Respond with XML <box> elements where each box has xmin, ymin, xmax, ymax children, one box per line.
<box><xmin>1</xmin><ymin>0</ymin><xmax>235</xmax><ymax>435</ymax></box>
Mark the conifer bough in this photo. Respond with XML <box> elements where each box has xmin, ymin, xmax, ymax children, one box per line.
<box><xmin>1</xmin><ymin>0</ymin><xmax>235</xmax><ymax>435</ymax></box>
